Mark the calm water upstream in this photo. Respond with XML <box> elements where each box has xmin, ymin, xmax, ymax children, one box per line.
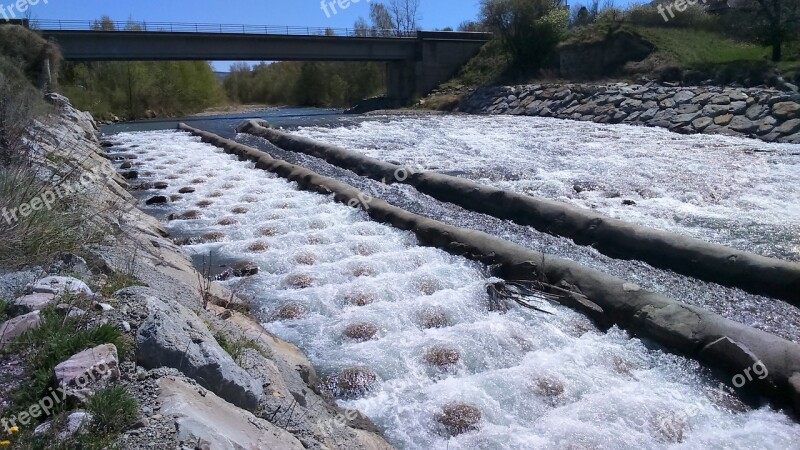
<box><xmin>108</xmin><ymin>109</ymin><xmax>800</xmax><ymax>449</ymax></box>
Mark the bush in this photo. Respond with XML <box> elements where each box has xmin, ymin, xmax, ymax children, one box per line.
<box><xmin>0</xmin><ymin>25</ymin><xmax>61</xmax><ymax>87</ymax></box>
<box><xmin>480</xmin><ymin>0</ymin><xmax>568</xmax><ymax>74</ymax></box>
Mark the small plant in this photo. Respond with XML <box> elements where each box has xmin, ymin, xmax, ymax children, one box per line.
<box><xmin>0</xmin><ymin>298</ymin><xmax>7</xmax><ymax>322</ymax></box>
<box><xmin>100</xmin><ymin>272</ymin><xmax>144</xmax><ymax>297</ymax></box>
<box><xmin>214</xmin><ymin>332</ymin><xmax>268</xmax><ymax>364</ymax></box>
<box><xmin>9</xmin><ymin>306</ymin><xmax>126</xmax><ymax>415</ymax></box>
<box><xmin>86</xmin><ymin>386</ymin><xmax>138</xmax><ymax>434</ymax></box>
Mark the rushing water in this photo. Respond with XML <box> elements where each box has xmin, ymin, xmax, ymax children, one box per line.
<box><xmin>111</xmin><ymin>128</ymin><xmax>800</xmax><ymax>450</ymax></box>
<box><xmin>294</xmin><ymin>115</ymin><xmax>800</xmax><ymax>262</ymax></box>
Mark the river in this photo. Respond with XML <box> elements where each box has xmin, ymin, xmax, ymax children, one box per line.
<box><xmin>106</xmin><ymin>108</ymin><xmax>800</xmax><ymax>449</ymax></box>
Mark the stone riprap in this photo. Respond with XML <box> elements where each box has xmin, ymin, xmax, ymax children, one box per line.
<box><xmin>457</xmin><ymin>83</ymin><xmax>800</xmax><ymax>144</ymax></box>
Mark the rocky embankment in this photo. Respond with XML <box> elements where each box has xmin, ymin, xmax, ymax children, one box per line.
<box><xmin>0</xmin><ymin>95</ymin><xmax>392</xmax><ymax>449</ymax></box>
<box><xmin>456</xmin><ymin>83</ymin><xmax>800</xmax><ymax>144</ymax></box>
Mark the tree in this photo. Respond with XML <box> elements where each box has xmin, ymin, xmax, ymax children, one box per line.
<box><xmin>751</xmin><ymin>0</ymin><xmax>800</xmax><ymax>61</ymax></box>
<box><xmin>370</xmin><ymin>3</ymin><xmax>394</xmax><ymax>36</ymax></box>
<box><xmin>387</xmin><ymin>0</ymin><xmax>422</xmax><ymax>35</ymax></box>
<box><xmin>480</xmin><ymin>0</ymin><xmax>568</xmax><ymax>74</ymax></box>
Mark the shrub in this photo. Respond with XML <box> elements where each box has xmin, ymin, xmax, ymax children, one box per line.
<box><xmin>480</xmin><ymin>0</ymin><xmax>568</xmax><ymax>74</ymax></box>
<box><xmin>0</xmin><ymin>25</ymin><xmax>61</xmax><ymax>87</ymax></box>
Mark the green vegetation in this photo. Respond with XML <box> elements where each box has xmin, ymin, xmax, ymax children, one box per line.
<box><xmin>0</xmin><ymin>299</ymin><xmax>7</xmax><ymax>322</ymax></box>
<box><xmin>223</xmin><ymin>61</ymin><xmax>385</xmax><ymax>108</ymax></box>
<box><xmin>429</xmin><ymin>0</ymin><xmax>799</xmax><ymax>98</ymax></box>
<box><xmin>480</xmin><ymin>0</ymin><xmax>569</xmax><ymax>75</ymax></box>
<box><xmin>57</xmin><ymin>17</ymin><xmax>224</xmax><ymax>120</ymax></box>
<box><xmin>8</xmin><ymin>302</ymin><xmax>126</xmax><ymax>415</ymax></box>
<box><xmin>0</xmin><ymin>25</ymin><xmax>104</xmax><ymax>269</ymax></box>
<box><xmin>625</xmin><ymin>27</ymin><xmax>768</xmax><ymax>66</ymax></box>
<box><xmin>86</xmin><ymin>386</ymin><xmax>139</xmax><ymax>433</ymax></box>
<box><xmin>99</xmin><ymin>272</ymin><xmax>145</xmax><ymax>297</ymax></box>
<box><xmin>214</xmin><ymin>331</ymin><xmax>269</xmax><ymax>364</ymax></box>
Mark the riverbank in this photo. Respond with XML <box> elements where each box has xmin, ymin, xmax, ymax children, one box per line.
<box><xmin>449</xmin><ymin>82</ymin><xmax>800</xmax><ymax>144</ymax></box>
<box><xmin>0</xmin><ymin>94</ymin><xmax>392</xmax><ymax>448</ymax></box>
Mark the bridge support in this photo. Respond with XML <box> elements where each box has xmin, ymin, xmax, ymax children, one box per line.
<box><xmin>387</xmin><ymin>32</ymin><xmax>487</xmax><ymax>104</ymax></box>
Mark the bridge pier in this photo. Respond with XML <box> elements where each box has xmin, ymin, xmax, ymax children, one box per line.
<box><xmin>386</xmin><ymin>32</ymin><xmax>487</xmax><ymax>104</ymax></box>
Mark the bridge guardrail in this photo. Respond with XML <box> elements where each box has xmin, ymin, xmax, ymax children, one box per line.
<box><xmin>31</xmin><ymin>19</ymin><xmax>416</xmax><ymax>38</ymax></box>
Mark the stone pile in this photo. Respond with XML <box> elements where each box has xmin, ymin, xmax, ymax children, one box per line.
<box><xmin>458</xmin><ymin>83</ymin><xmax>800</xmax><ymax>144</ymax></box>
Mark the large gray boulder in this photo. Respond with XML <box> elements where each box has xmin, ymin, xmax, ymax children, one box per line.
<box><xmin>158</xmin><ymin>377</ymin><xmax>304</xmax><ymax>450</ymax></box>
<box><xmin>136</xmin><ymin>296</ymin><xmax>263</xmax><ymax>410</ymax></box>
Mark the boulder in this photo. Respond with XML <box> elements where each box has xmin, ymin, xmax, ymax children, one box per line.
<box><xmin>671</xmin><ymin>90</ymin><xmax>695</xmax><ymax>104</ymax></box>
<box><xmin>728</xmin><ymin>116</ymin><xmax>758</xmax><ymax>134</ymax></box>
<box><xmin>343</xmin><ymin>323</ymin><xmax>378</xmax><ymax>342</ymax></box>
<box><xmin>714</xmin><ymin>114</ymin><xmax>734</xmax><ymax>126</ymax></box>
<box><xmin>776</xmin><ymin>119</ymin><xmax>800</xmax><ymax>135</ymax></box>
<box><xmin>54</xmin><ymin>344</ymin><xmax>120</xmax><ymax>400</ymax></box>
<box><xmin>434</xmin><ymin>403</ymin><xmax>481</xmax><ymax>436</ymax></box>
<box><xmin>0</xmin><ymin>311</ymin><xmax>41</xmax><ymax>348</ymax></box>
<box><xmin>772</xmin><ymin>101</ymin><xmax>800</xmax><ymax>120</ymax></box>
<box><xmin>11</xmin><ymin>293</ymin><xmax>56</xmax><ymax>313</ymax></box>
<box><xmin>692</xmin><ymin>117</ymin><xmax>713</xmax><ymax>131</ymax></box>
<box><xmin>178</xmin><ymin>187</ymin><xmax>196</xmax><ymax>194</ymax></box>
<box><xmin>158</xmin><ymin>377</ymin><xmax>304</xmax><ymax>450</ymax></box>
<box><xmin>425</xmin><ymin>346</ymin><xmax>460</xmax><ymax>367</ymax></box>
<box><xmin>137</xmin><ymin>296</ymin><xmax>264</xmax><ymax>410</ymax></box>
<box><xmin>146</xmin><ymin>195</ymin><xmax>169</xmax><ymax>205</ymax></box>
<box><xmin>325</xmin><ymin>367</ymin><xmax>377</xmax><ymax>398</ymax></box>
<box><xmin>28</xmin><ymin>276</ymin><xmax>92</xmax><ymax>296</ymax></box>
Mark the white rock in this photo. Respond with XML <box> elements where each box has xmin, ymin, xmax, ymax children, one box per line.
<box><xmin>158</xmin><ymin>377</ymin><xmax>304</xmax><ymax>450</ymax></box>
<box><xmin>29</xmin><ymin>276</ymin><xmax>92</xmax><ymax>296</ymax></box>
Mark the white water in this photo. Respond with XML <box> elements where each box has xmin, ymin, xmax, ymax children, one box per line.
<box><xmin>112</xmin><ymin>129</ymin><xmax>800</xmax><ymax>449</ymax></box>
<box><xmin>294</xmin><ymin>115</ymin><xmax>800</xmax><ymax>261</ymax></box>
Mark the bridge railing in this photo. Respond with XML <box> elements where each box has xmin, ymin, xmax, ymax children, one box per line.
<box><xmin>32</xmin><ymin>19</ymin><xmax>414</xmax><ymax>38</ymax></box>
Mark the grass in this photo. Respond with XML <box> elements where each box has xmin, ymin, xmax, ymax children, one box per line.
<box><xmin>439</xmin><ymin>39</ymin><xmax>513</xmax><ymax>89</ymax></box>
<box><xmin>0</xmin><ymin>298</ymin><xmax>7</xmax><ymax>322</ymax></box>
<box><xmin>99</xmin><ymin>273</ymin><xmax>145</xmax><ymax>297</ymax></box>
<box><xmin>86</xmin><ymin>386</ymin><xmax>138</xmax><ymax>433</ymax></box>
<box><xmin>215</xmin><ymin>331</ymin><xmax>269</xmax><ymax>364</ymax></box>
<box><xmin>632</xmin><ymin>26</ymin><xmax>770</xmax><ymax>67</ymax></box>
<box><xmin>7</xmin><ymin>300</ymin><xmax>126</xmax><ymax>416</ymax></box>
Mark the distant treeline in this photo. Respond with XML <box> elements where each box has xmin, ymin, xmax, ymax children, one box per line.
<box><xmin>58</xmin><ymin>17</ymin><xmax>224</xmax><ymax>120</ymax></box>
<box><xmin>222</xmin><ymin>2</ymin><xmax>419</xmax><ymax>107</ymax></box>
<box><xmin>223</xmin><ymin>61</ymin><xmax>385</xmax><ymax>107</ymax></box>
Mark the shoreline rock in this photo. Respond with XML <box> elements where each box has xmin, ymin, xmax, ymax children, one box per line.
<box><xmin>456</xmin><ymin>82</ymin><xmax>800</xmax><ymax>144</ymax></box>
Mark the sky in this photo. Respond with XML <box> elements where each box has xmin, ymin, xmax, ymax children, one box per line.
<box><xmin>20</xmin><ymin>0</ymin><xmax>636</xmax><ymax>70</ymax></box>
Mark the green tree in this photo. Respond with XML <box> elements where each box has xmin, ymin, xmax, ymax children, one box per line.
<box><xmin>480</xmin><ymin>0</ymin><xmax>568</xmax><ymax>74</ymax></box>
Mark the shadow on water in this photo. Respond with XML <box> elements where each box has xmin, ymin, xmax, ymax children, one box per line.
<box><xmin>100</xmin><ymin>107</ymin><xmax>357</xmax><ymax>138</ymax></box>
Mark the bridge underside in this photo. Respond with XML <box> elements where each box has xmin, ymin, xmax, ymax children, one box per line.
<box><xmin>42</xmin><ymin>30</ymin><xmax>488</xmax><ymax>103</ymax></box>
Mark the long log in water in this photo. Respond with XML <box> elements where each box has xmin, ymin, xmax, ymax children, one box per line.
<box><xmin>235</xmin><ymin>119</ymin><xmax>800</xmax><ymax>306</ymax></box>
<box><xmin>179</xmin><ymin>122</ymin><xmax>800</xmax><ymax>417</ymax></box>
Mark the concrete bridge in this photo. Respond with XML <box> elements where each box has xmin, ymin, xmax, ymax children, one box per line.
<box><xmin>37</xmin><ymin>20</ymin><xmax>490</xmax><ymax>102</ymax></box>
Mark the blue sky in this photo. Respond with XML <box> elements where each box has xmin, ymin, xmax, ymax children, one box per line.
<box><xmin>23</xmin><ymin>0</ymin><xmax>636</xmax><ymax>70</ymax></box>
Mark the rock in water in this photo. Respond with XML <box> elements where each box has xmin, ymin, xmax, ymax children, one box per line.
<box><xmin>434</xmin><ymin>403</ymin><xmax>481</xmax><ymax>436</ymax></box>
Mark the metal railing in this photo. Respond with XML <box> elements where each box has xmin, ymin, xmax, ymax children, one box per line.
<box><xmin>32</xmin><ymin>19</ymin><xmax>415</xmax><ymax>38</ymax></box>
